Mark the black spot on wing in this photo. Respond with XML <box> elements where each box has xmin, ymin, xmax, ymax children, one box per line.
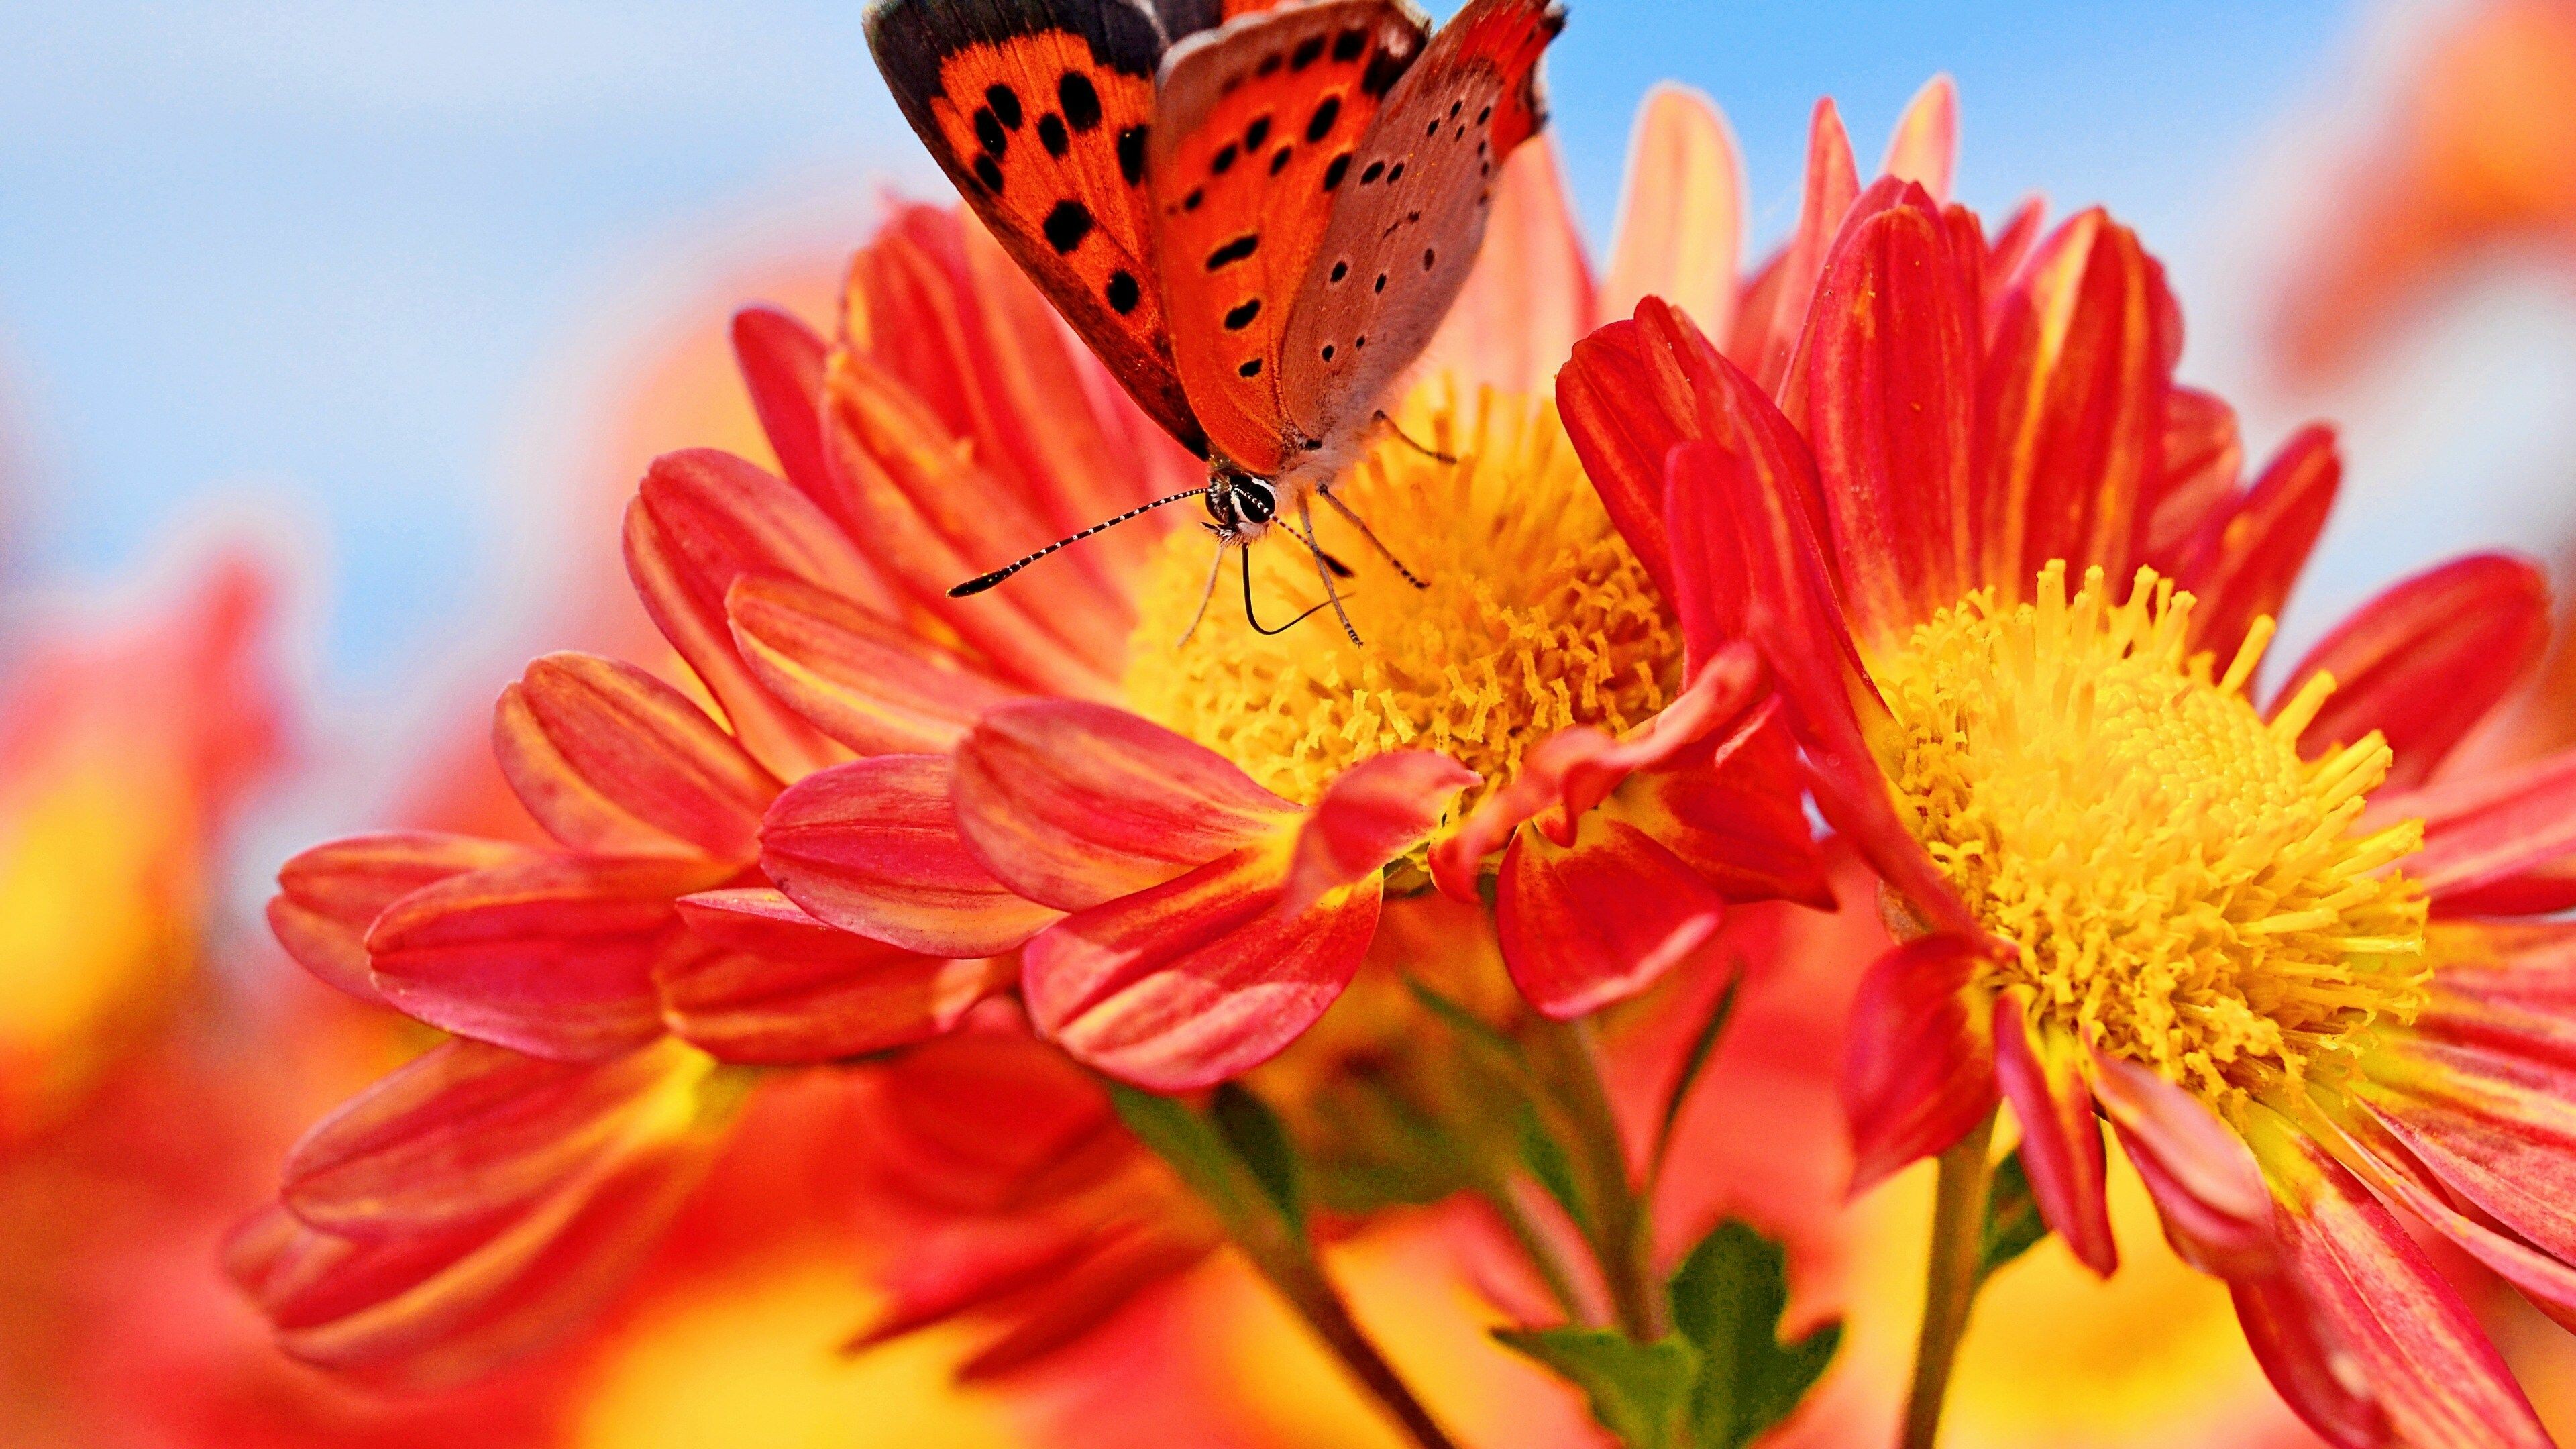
<box><xmin>985</xmin><ymin>84</ymin><xmax>1023</xmax><ymax>129</ymax></box>
<box><xmin>1269</xmin><ymin>145</ymin><xmax>1293</xmax><ymax>175</ymax></box>
<box><xmin>1360</xmin><ymin>160</ymin><xmax>1384</xmax><ymax>184</ymax></box>
<box><xmin>1244</xmin><ymin>115</ymin><xmax>1271</xmax><ymax>151</ymax></box>
<box><xmin>1322</xmin><ymin>152</ymin><xmax>1350</xmax><ymax>190</ymax></box>
<box><xmin>972</xmin><ymin>154</ymin><xmax>1006</xmax><ymax>193</ymax></box>
<box><xmin>1212</xmin><ymin>142</ymin><xmax>1238</xmax><ymax>174</ymax></box>
<box><xmin>1331</xmin><ymin>28</ymin><xmax>1366</xmax><ymax>62</ymax></box>
<box><xmin>1305</xmin><ymin>96</ymin><xmax>1340</xmax><ymax>143</ymax></box>
<box><xmin>1106</xmin><ymin>270</ymin><xmax>1140</xmax><ymax>314</ymax></box>
<box><xmin>1361</xmin><ymin>47</ymin><xmax>1407</xmax><ymax>97</ymax></box>
<box><xmin>1038</xmin><ymin>113</ymin><xmax>1069</xmax><ymax>157</ymax></box>
<box><xmin>1118</xmin><ymin>125</ymin><xmax>1148</xmax><ymax>184</ymax></box>
<box><xmin>974</xmin><ymin>107</ymin><xmax>1008</xmax><ymax>157</ymax></box>
<box><xmin>1329</xmin><ymin>260</ymin><xmax>1348</xmax><ymax>282</ymax></box>
<box><xmin>1291</xmin><ymin>35</ymin><xmax>1326</xmax><ymax>71</ymax></box>
<box><xmin>1257</xmin><ymin>52</ymin><xmax>1282</xmax><ymax>77</ymax></box>
<box><xmin>1058</xmin><ymin>71</ymin><xmax>1102</xmax><ymax>131</ymax></box>
<box><xmin>1043</xmin><ymin>199</ymin><xmax>1094</xmax><ymax>253</ymax></box>
<box><xmin>1224</xmin><ymin>297</ymin><xmax>1261</xmax><ymax>330</ymax></box>
<box><xmin>1183</xmin><ymin>187</ymin><xmax>1203</xmax><ymax>211</ymax></box>
<box><xmin>1238</xmin><ymin>358</ymin><xmax>1263</xmax><ymax>378</ymax></box>
<box><xmin>1207</xmin><ymin>233</ymin><xmax>1259</xmax><ymax>269</ymax></box>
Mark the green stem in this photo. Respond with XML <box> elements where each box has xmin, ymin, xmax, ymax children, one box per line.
<box><xmin>1254</xmin><ymin>1251</ymin><xmax>1462</xmax><ymax>1449</ymax></box>
<box><xmin>1898</xmin><ymin>1112</ymin><xmax>1998</xmax><ymax>1449</ymax></box>
<box><xmin>1481</xmin><ymin>1182</ymin><xmax>1593</xmax><ymax>1326</ymax></box>
<box><xmin>1534</xmin><ymin>1016</ymin><xmax>1663</xmax><ymax>1341</ymax></box>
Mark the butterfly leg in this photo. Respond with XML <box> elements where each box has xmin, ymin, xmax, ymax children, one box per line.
<box><xmin>1372</xmin><ymin>409</ymin><xmax>1459</xmax><ymax>466</ymax></box>
<box><xmin>1318</xmin><ymin>484</ymin><xmax>1430</xmax><ymax>590</ymax></box>
<box><xmin>1294</xmin><ymin>498</ymin><xmax>1366</xmax><ymax>646</ymax></box>
<box><xmin>1175</xmin><ymin>542</ymin><xmax>1227</xmax><ymax>647</ymax></box>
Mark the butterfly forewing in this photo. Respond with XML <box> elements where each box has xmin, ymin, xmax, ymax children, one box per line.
<box><xmin>1279</xmin><ymin>0</ymin><xmax>1562</xmax><ymax>443</ymax></box>
<box><xmin>1146</xmin><ymin>1</ymin><xmax>1428</xmax><ymax>475</ymax></box>
<box><xmin>867</xmin><ymin>0</ymin><xmax>1211</xmax><ymax>455</ymax></box>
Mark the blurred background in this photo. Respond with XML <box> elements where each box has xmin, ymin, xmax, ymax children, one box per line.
<box><xmin>6</xmin><ymin>1</ymin><xmax>2576</xmax><ymax>1446</ymax></box>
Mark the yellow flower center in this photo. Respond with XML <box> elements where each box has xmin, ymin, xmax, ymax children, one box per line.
<box><xmin>1876</xmin><ymin>561</ymin><xmax>2430</xmax><ymax>1104</ymax></box>
<box><xmin>1121</xmin><ymin>383</ymin><xmax>1679</xmax><ymax>821</ymax></box>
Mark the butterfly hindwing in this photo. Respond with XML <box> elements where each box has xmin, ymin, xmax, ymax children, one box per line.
<box><xmin>1279</xmin><ymin>0</ymin><xmax>1563</xmax><ymax>443</ymax></box>
<box><xmin>867</xmin><ymin>0</ymin><xmax>1210</xmax><ymax>455</ymax></box>
<box><xmin>1146</xmin><ymin>0</ymin><xmax>1429</xmax><ymax>474</ymax></box>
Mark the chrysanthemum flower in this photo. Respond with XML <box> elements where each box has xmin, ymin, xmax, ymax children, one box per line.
<box><xmin>240</xmin><ymin>74</ymin><xmax>2004</xmax><ymax>1419</ymax></box>
<box><xmin>1556</xmin><ymin>105</ymin><xmax>2576</xmax><ymax>1445</ymax></box>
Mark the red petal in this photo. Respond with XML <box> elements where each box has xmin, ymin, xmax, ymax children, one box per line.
<box><xmin>660</xmin><ymin>888</ymin><xmax>1007</xmax><ymax>1063</ymax></box>
<box><xmin>281</xmin><ymin>1038</ymin><xmax>696</xmax><ymax>1240</ymax></box>
<box><xmin>1750</xmin><ymin>98</ymin><xmax>1860</xmax><ymax>397</ymax></box>
<box><xmin>1430</xmin><ymin>645</ymin><xmax>1766</xmax><ymax>897</ymax></box>
<box><xmin>233</xmin><ymin>1040</ymin><xmax>721</xmax><ymax>1387</ymax></box>
<box><xmin>1672</xmin><ymin>436</ymin><xmax>1984</xmax><ymax>939</ymax></box>
<box><xmin>2174</xmin><ymin>425</ymin><xmax>2341</xmax><ymax>665</ymax></box>
<box><xmin>1991</xmin><ymin>996</ymin><xmax>2116</xmax><ymax>1274</ymax></box>
<box><xmin>953</xmin><ymin>699</ymin><xmax>1295</xmax><ymax>912</ymax></box>
<box><xmin>731</xmin><ymin>306</ymin><xmax>835</xmax><ymax>513</ymax></box>
<box><xmin>1279</xmin><ymin>751</ymin><xmax>1476</xmax><ymax>916</ymax></box>
<box><xmin>1878</xmin><ymin>75</ymin><xmax>1957</xmax><ymax>201</ymax></box>
<box><xmin>2330</xmin><ymin>1093</ymin><xmax>2576</xmax><ymax>1334</ymax></box>
<box><xmin>623</xmin><ymin>449</ymin><xmax>878</xmax><ymax>779</ymax></box>
<box><xmin>1843</xmin><ymin>934</ymin><xmax>1998</xmax><ymax>1193</ymax></box>
<box><xmin>1558</xmin><ymin>318</ymin><xmax>1681</xmax><ymax>599</ymax></box>
<box><xmin>2388</xmin><ymin>746</ymin><xmax>2576</xmax><ymax>913</ymax></box>
<box><xmin>492</xmin><ymin>653</ymin><xmax>779</xmax><ymax>862</ymax></box>
<box><xmin>1804</xmin><ymin>184</ymin><xmax>1981</xmax><ymax>648</ymax></box>
<box><xmin>761</xmin><ymin>753</ymin><xmax>1061</xmax><ymax>959</ymax></box>
<box><xmin>2277</xmin><ymin>554</ymin><xmax>2550</xmax><ymax>790</ymax></box>
<box><xmin>1600</xmin><ymin>83</ymin><xmax>1743</xmax><ymax>342</ymax></box>
<box><xmin>727</xmin><ymin>572</ymin><xmax>1020</xmax><ymax>755</ymax></box>
<box><xmin>365</xmin><ymin>855</ymin><xmax>725</xmax><ymax>1062</ymax></box>
<box><xmin>1624</xmin><ymin>701</ymin><xmax>1837</xmax><ymax>910</ymax></box>
<box><xmin>820</xmin><ymin>351</ymin><xmax>1128</xmax><ymax>696</ymax></box>
<box><xmin>2143</xmin><ymin>386</ymin><xmax>2243</xmax><ymax>566</ymax></box>
<box><xmin>2088</xmin><ymin>1049</ymin><xmax>2277</xmax><ymax>1277</ymax></box>
<box><xmin>2229</xmin><ymin>1270</ymin><xmax>2390</xmax><ymax>1449</ymax></box>
<box><xmin>1498</xmin><ymin>820</ymin><xmax>1725</xmax><ymax>1020</ymax></box>
<box><xmin>1978</xmin><ymin>209</ymin><xmax>2176</xmax><ymax>597</ymax></box>
<box><xmin>1022</xmin><ymin>842</ymin><xmax>1379</xmax><ymax>1090</ymax></box>
<box><xmin>271</xmin><ymin>833</ymin><xmax>537</xmax><ymax>1002</ymax></box>
<box><xmin>2243</xmin><ymin>1111</ymin><xmax>2551</xmax><ymax>1449</ymax></box>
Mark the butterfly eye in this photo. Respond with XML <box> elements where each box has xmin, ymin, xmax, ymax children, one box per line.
<box><xmin>1236</xmin><ymin>479</ymin><xmax>1279</xmax><ymax>525</ymax></box>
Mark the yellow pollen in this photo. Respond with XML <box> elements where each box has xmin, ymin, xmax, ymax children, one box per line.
<box><xmin>1876</xmin><ymin>561</ymin><xmax>2430</xmax><ymax>1104</ymax></box>
<box><xmin>1121</xmin><ymin>382</ymin><xmax>1678</xmax><ymax>827</ymax></box>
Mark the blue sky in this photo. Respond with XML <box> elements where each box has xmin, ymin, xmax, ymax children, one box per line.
<box><xmin>0</xmin><ymin>0</ymin><xmax>2447</xmax><ymax>708</ymax></box>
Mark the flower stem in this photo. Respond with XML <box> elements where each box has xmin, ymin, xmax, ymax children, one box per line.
<box><xmin>1481</xmin><ymin>1181</ymin><xmax>1595</xmax><ymax>1325</ymax></box>
<box><xmin>1529</xmin><ymin>1016</ymin><xmax>1663</xmax><ymax>1340</ymax></box>
<box><xmin>1898</xmin><ymin>1111</ymin><xmax>1998</xmax><ymax>1449</ymax></box>
<box><xmin>1254</xmin><ymin>1250</ymin><xmax>1462</xmax><ymax>1449</ymax></box>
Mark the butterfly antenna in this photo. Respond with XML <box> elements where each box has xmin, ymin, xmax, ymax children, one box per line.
<box><xmin>1295</xmin><ymin>498</ymin><xmax>1366</xmax><ymax>645</ymax></box>
<box><xmin>1242</xmin><ymin>543</ymin><xmax>1334</xmax><ymax>638</ymax></box>
<box><xmin>1373</xmin><ymin>409</ymin><xmax>1458</xmax><ymax>466</ymax></box>
<box><xmin>1175</xmin><ymin>543</ymin><xmax>1226</xmax><ymax>647</ymax></box>
<box><xmin>1318</xmin><ymin>484</ymin><xmax>1430</xmax><ymax>590</ymax></box>
<box><xmin>948</xmin><ymin>486</ymin><xmax>1208</xmax><ymax>598</ymax></box>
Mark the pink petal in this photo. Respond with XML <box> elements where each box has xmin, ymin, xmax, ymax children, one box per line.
<box><xmin>492</xmin><ymin>652</ymin><xmax>780</xmax><ymax>861</ymax></box>
<box><xmin>761</xmin><ymin>753</ymin><xmax>1061</xmax><ymax>959</ymax></box>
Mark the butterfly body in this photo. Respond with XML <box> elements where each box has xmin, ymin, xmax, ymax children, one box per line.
<box><xmin>868</xmin><ymin>0</ymin><xmax>1563</xmax><ymax>627</ymax></box>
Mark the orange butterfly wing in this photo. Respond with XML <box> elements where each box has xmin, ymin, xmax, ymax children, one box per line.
<box><xmin>1279</xmin><ymin>0</ymin><xmax>1563</xmax><ymax>444</ymax></box>
<box><xmin>868</xmin><ymin>0</ymin><xmax>1210</xmax><ymax>456</ymax></box>
<box><xmin>1144</xmin><ymin>1</ymin><xmax>1429</xmax><ymax>475</ymax></box>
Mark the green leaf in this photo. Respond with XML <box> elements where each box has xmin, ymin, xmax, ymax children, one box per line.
<box><xmin>1406</xmin><ymin>977</ymin><xmax>1525</xmax><ymax>1067</ymax></box>
<box><xmin>1108</xmin><ymin>1083</ymin><xmax>1273</xmax><ymax>1235</ymax></box>
<box><xmin>1493</xmin><ymin>1326</ymin><xmax>1700</xmax><ymax>1449</ymax></box>
<box><xmin>1668</xmin><ymin>1220</ymin><xmax>1842</xmax><ymax>1449</ymax></box>
<box><xmin>1977</xmin><ymin>1150</ymin><xmax>2051</xmax><ymax>1287</ymax></box>
<box><xmin>1211</xmin><ymin>1082</ymin><xmax>1304</xmax><ymax>1233</ymax></box>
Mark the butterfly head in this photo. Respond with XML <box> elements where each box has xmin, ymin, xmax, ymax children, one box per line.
<box><xmin>1203</xmin><ymin>468</ymin><xmax>1279</xmax><ymax>545</ymax></box>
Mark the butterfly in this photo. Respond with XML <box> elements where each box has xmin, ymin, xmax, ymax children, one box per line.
<box><xmin>865</xmin><ymin>0</ymin><xmax>1564</xmax><ymax>641</ymax></box>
